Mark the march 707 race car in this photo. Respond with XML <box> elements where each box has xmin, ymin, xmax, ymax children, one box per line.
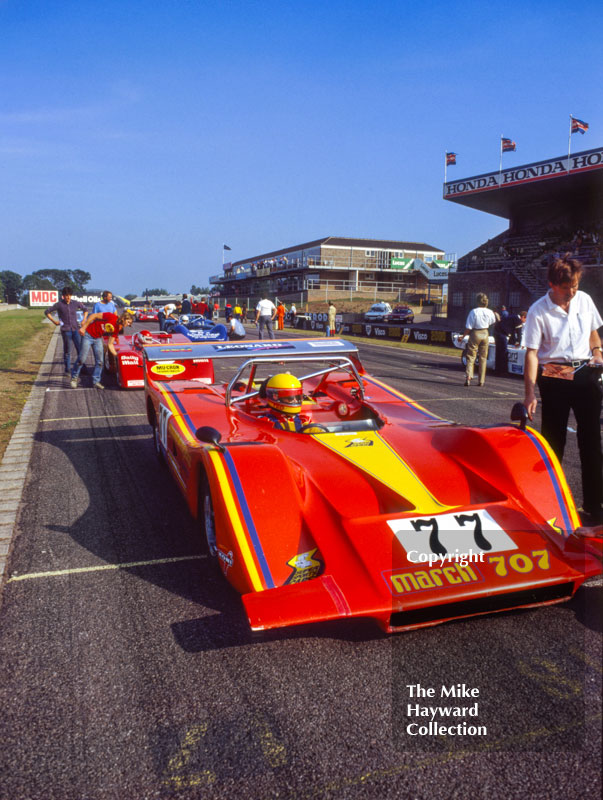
<box><xmin>143</xmin><ymin>338</ymin><xmax>601</xmax><ymax>633</ymax></box>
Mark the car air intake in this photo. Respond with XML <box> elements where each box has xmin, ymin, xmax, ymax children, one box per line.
<box><xmin>390</xmin><ymin>583</ymin><xmax>574</xmax><ymax>628</ymax></box>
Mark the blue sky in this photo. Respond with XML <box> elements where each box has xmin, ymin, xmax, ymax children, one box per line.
<box><xmin>1</xmin><ymin>0</ymin><xmax>601</xmax><ymax>295</ymax></box>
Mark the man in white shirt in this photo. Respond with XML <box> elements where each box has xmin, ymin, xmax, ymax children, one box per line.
<box><xmin>255</xmin><ymin>296</ymin><xmax>277</xmax><ymax>339</ymax></box>
<box><xmin>462</xmin><ymin>293</ymin><xmax>497</xmax><ymax>386</ymax></box>
<box><xmin>523</xmin><ymin>255</ymin><xmax>603</xmax><ymax>524</ymax></box>
<box><xmin>228</xmin><ymin>316</ymin><xmax>246</xmax><ymax>340</ymax></box>
<box><xmin>159</xmin><ymin>302</ymin><xmax>179</xmax><ymax>331</ymax></box>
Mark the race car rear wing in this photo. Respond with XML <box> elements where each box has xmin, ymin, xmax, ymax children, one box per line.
<box><xmin>141</xmin><ymin>337</ymin><xmax>359</xmax><ymax>363</ymax></box>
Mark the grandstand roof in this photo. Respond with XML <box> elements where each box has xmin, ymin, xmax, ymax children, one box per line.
<box><xmin>231</xmin><ymin>236</ymin><xmax>443</xmax><ymax>267</ymax></box>
<box><xmin>443</xmin><ymin>146</ymin><xmax>603</xmax><ymax>220</ymax></box>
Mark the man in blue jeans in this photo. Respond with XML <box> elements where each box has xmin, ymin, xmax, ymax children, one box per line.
<box><xmin>45</xmin><ymin>287</ymin><xmax>88</xmax><ymax>373</ymax></box>
<box><xmin>71</xmin><ymin>311</ymin><xmax>132</xmax><ymax>389</ymax></box>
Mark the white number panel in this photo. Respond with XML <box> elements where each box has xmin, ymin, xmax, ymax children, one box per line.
<box><xmin>158</xmin><ymin>404</ymin><xmax>173</xmax><ymax>451</ymax></box>
<box><xmin>388</xmin><ymin>510</ymin><xmax>517</xmax><ymax>558</ymax></box>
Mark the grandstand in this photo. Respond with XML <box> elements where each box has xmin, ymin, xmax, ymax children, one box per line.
<box><xmin>444</xmin><ymin>145</ymin><xmax>603</xmax><ymax>323</ymax></box>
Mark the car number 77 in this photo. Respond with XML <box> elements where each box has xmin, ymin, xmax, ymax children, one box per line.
<box><xmin>388</xmin><ymin>509</ymin><xmax>517</xmax><ymax>558</ymax></box>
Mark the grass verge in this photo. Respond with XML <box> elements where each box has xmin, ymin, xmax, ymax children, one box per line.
<box><xmin>0</xmin><ymin>310</ymin><xmax>55</xmax><ymax>460</ymax></box>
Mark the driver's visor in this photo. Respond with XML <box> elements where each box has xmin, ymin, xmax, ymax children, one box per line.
<box><xmin>267</xmin><ymin>388</ymin><xmax>303</xmax><ymax>407</ymax></box>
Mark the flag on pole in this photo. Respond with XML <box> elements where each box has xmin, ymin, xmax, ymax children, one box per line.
<box><xmin>446</xmin><ymin>152</ymin><xmax>457</xmax><ymax>166</ymax></box>
<box><xmin>223</xmin><ymin>244</ymin><xmax>232</xmax><ymax>250</ymax></box>
<box><xmin>571</xmin><ymin>117</ymin><xmax>589</xmax><ymax>134</ymax></box>
<box><xmin>501</xmin><ymin>137</ymin><xmax>516</xmax><ymax>152</ymax></box>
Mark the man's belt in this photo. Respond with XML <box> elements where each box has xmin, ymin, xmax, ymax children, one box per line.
<box><xmin>546</xmin><ymin>360</ymin><xmax>589</xmax><ymax>368</ymax></box>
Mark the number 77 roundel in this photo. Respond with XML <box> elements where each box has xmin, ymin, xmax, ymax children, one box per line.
<box><xmin>388</xmin><ymin>510</ymin><xmax>517</xmax><ymax>559</ymax></box>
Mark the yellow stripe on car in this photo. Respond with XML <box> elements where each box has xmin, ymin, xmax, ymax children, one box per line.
<box><xmin>208</xmin><ymin>450</ymin><xmax>264</xmax><ymax>592</ymax></box>
<box><xmin>157</xmin><ymin>385</ymin><xmax>198</xmax><ymax>446</ymax></box>
<box><xmin>314</xmin><ymin>431</ymin><xmax>449</xmax><ymax>514</ymax></box>
<box><xmin>526</xmin><ymin>426</ymin><xmax>581</xmax><ymax>530</ymax></box>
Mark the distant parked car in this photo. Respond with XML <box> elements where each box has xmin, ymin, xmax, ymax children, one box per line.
<box><xmin>364</xmin><ymin>302</ymin><xmax>392</xmax><ymax>322</ymax></box>
<box><xmin>385</xmin><ymin>305</ymin><xmax>414</xmax><ymax>324</ymax></box>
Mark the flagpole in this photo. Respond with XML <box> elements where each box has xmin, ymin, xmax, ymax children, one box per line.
<box><xmin>568</xmin><ymin>115</ymin><xmax>572</xmax><ymax>171</ymax></box>
<box><xmin>444</xmin><ymin>152</ymin><xmax>447</xmax><ymax>184</ymax></box>
<box><xmin>499</xmin><ymin>135</ymin><xmax>503</xmax><ymax>175</ymax></box>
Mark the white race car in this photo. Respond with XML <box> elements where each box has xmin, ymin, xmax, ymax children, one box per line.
<box><xmin>452</xmin><ymin>334</ymin><xmax>526</xmax><ymax>376</ymax></box>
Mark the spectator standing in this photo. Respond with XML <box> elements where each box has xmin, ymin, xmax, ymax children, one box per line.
<box><xmin>93</xmin><ymin>290</ymin><xmax>117</xmax><ymax>314</ymax></box>
<box><xmin>463</xmin><ymin>293</ymin><xmax>497</xmax><ymax>386</ymax></box>
<box><xmin>523</xmin><ymin>255</ymin><xmax>603</xmax><ymax>524</ymax></box>
<box><xmin>241</xmin><ymin>304</ymin><xmax>248</xmax><ymax>322</ymax></box>
<box><xmin>504</xmin><ymin>310</ymin><xmax>528</xmax><ymax>346</ymax></box>
<box><xmin>224</xmin><ymin>302</ymin><xmax>233</xmax><ymax>322</ymax></box>
<box><xmin>233</xmin><ymin>302</ymin><xmax>242</xmax><ymax>320</ymax></box>
<box><xmin>255</xmin><ymin>296</ymin><xmax>277</xmax><ymax>339</ymax></box>
<box><xmin>276</xmin><ymin>301</ymin><xmax>286</xmax><ymax>330</ymax></box>
<box><xmin>71</xmin><ymin>311</ymin><xmax>133</xmax><ymax>389</ymax></box>
<box><xmin>213</xmin><ymin>301</ymin><xmax>220</xmax><ymax>321</ymax></box>
<box><xmin>45</xmin><ymin>286</ymin><xmax>88</xmax><ymax>373</ymax></box>
<box><xmin>326</xmin><ymin>302</ymin><xmax>337</xmax><ymax>337</ymax></box>
<box><xmin>290</xmin><ymin>303</ymin><xmax>297</xmax><ymax>327</ymax></box>
<box><xmin>181</xmin><ymin>294</ymin><xmax>192</xmax><ymax>315</ymax></box>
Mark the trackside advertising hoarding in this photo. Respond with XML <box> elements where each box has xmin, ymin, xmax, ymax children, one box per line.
<box><xmin>294</xmin><ymin>315</ymin><xmax>455</xmax><ymax>346</ymax></box>
<box><xmin>29</xmin><ymin>291</ymin><xmax>101</xmax><ymax>307</ymax></box>
<box><xmin>443</xmin><ymin>146</ymin><xmax>603</xmax><ymax>199</ymax></box>
<box><xmin>29</xmin><ymin>290</ymin><xmax>59</xmax><ymax>306</ymax></box>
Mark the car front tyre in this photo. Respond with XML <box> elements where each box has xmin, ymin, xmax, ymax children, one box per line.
<box><xmin>198</xmin><ymin>473</ymin><xmax>217</xmax><ymax>558</ymax></box>
<box><xmin>152</xmin><ymin>422</ymin><xmax>165</xmax><ymax>465</ymax></box>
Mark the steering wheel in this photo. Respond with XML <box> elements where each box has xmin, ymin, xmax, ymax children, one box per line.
<box><xmin>299</xmin><ymin>422</ymin><xmax>329</xmax><ymax>433</ymax></box>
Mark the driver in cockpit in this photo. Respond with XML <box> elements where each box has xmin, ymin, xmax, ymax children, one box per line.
<box><xmin>258</xmin><ymin>373</ymin><xmax>323</xmax><ymax>433</ymax></box>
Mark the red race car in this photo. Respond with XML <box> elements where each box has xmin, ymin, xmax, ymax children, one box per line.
<box><xmin>136</xmin><ymin>308</ymin><xmax>159</xmax><ymax>323</ymax></box>
<box><xmin>142</xmin><ymin>338</ymin><xmax>602</xmax><ymax>633</ymax></box>
<box><xmin>105</xmin><ymin>330</ymin><xmax>213</xmax><ymax>389</ymax></box>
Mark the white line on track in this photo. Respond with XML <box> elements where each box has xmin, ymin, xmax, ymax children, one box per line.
<box><xmin>7</xmin><ymin>554</ymin><xmax>206</xmax><ymax>584</ymax></box>
<box><xmin>40</xmin><ymin>413</ymin><xmax>147</xmax><ymax>422</ymax></box>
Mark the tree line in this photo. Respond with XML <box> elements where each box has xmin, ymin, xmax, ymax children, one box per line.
<box><xmin>0</xmin><ymin>269</ymin><xmax>92</xmax><ymax>304</ymax></box>
<box><xmin>0</xmin><ymin>270</ymin><xmax>214</xmax><ymax>305</ymax></box>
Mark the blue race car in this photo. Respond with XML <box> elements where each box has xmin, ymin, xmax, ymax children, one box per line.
<box><xmin>170</xmin><ymin>315</ymin><xmax>228</xmax><ymax>341</ymax></box>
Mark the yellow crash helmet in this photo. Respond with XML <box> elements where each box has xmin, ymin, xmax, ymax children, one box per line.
<box><xmin>266</xmin><ymin>373</ymin><xmax>303</xmax><ymax>414</ymax></box>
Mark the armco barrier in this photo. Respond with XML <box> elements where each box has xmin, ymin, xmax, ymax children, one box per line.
<box><xmin>294</xmin><ymin>316</ymin><xmax>456</xmax><ymax>347</ymax></box>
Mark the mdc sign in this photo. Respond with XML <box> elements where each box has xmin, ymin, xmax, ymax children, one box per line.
<box><xmin>29</xmin><ymin>290</ymin><xmax>59</xmax><ymax>307</ymax></box>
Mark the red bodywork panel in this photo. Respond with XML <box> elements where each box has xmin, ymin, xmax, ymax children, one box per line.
<box><xmin>142</xmin><ymin>338</ymin><xmax>602</xmax><ymax>633</ymax></box>
<box><xmin>106</xmin><ymin>331</ymin><xmax>214</xmax><ymax>389</ymax></box>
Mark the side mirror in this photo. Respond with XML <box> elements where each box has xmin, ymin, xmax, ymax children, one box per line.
<box><xmin>510</xmin><ymin>402</ymin><xmax>528</xmax><ymax>431</ymax></box>
<box><xmin>196</xmin><ymin>426</ymin><xmax>223</xmax><ymax>449</ymax></box>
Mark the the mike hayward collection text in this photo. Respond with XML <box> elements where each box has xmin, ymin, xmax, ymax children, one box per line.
<box><xmin>405</xmin><ymin>683</ymin><xmax>487</xmax><ymax>737</ymax></box>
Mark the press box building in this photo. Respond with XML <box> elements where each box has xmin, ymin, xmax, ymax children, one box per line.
<box><xmin>210</xmin><ymin>236</ymin><xmax>454</xmax><ymax>302</ymax></box>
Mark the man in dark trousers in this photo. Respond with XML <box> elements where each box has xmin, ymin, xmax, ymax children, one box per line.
<box><xmin>45</xmin><ymin>287</ymin><xmax>88</xmax><ymax>373</ymax></box>
<box><xmin>523</xmin><ymin>255</ymin><xmax>603</xmax><ymax>524</ymax></box>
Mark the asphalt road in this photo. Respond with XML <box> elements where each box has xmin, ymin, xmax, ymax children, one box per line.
<box><xmin>0</xmin><ymin>324</ymin><xmax>600</xmax><ymax>800</ymax></box>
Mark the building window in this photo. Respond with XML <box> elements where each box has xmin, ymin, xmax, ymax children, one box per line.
<box><xmin>365</xmin><ymin>250</ymin><xmax>376</xmax><ymax>257</ymax></box>
<box><xmin>452</xmin><ymin>292</ymin><xmax>463</xmax><ymax>306</ymax></box>
<box><xmin>489</xmin><ymin>292</ymin><xmax>500</xmax><ymax>308</ymax></box>
<box><xmin>509</xmin><ymin>291</ymin><xmax>521</xmax><ymax>308</ymax></box>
